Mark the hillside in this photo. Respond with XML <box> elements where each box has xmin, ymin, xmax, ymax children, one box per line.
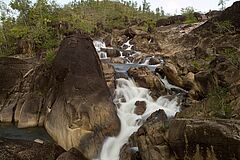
<box><xmin>0</xmin><ymin>0</ymin><xmax>160</xmax><ymax>57</ymax></box>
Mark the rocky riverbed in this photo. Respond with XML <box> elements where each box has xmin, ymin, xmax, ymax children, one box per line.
<box><xmin>0</xmin><ymin>1</ymin><xmax>240</xmax><ymax>160</ymax></box>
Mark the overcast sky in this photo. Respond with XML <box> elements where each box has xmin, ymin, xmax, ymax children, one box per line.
<box><xmin>3</xmin><ymin>0</ymin><xmax>238</xmax><ymax>14</ymax></box>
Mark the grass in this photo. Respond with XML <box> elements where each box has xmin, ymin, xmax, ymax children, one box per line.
<box><xmin>207</xmin><ymin>87</ymin><xmax>232</xmax><ymax>119</ymax></box>
<box><xmin>214</xmin><ymin>20</ymin><xmax>235</xmax><ymax>33</ymax></box>
<box><xmin>45</xmin><ymin>49</ymin><xmax>56</xmax><ymax>64</ymax></box>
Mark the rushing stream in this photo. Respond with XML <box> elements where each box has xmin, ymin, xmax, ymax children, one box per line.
<box><xmin>94</xmin><ymin>40</ymin><xmax>180</xmax><ymax>160</ymax></box>
<box><xmin>99</xmin><ymin>78</ymin><xmax>179</xmax><ymax>160</ymax></box>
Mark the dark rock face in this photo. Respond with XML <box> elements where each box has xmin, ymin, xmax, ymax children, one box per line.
<box><xmin>0</xmin><ymin>64</ymin><xmax>52</xmax><ymax>127</ymax></box>
<box><xmin>57</xmin><ymin>148</ymin><xmax>89</xmax><ymax>160</ymax></box>
<box><xmin>205</xmin><ymin>10</ymin><xmax>222</xmax><ymax>19</ymax></box>
<box><xmin>127</xmin><ymin>66</ymin><xmax>166</xmax><ymax>99</ymax></box>
<box><xmin>0</xmin><ymin>33</ymin><xmax>120</xmax><ymax>159</ymax></box>
<box><xmin>0</xmin><ymin>57</ymin><xmax>33</xmax><ymax>107</ymax></box>
<box><xmin>0</xmin><ymin>138</ymin><xmax>65</xmax><ymax>160</ymax></box>
<box><xmin>194</xmin><ymin>71</ymin><xmax>218</xmax><ymax>96</ymax></box>
<box><xmin>120</xmin><ymin>110</ymin><xmax>174</xmax><ymax>160</ymax></box>
<box><xmin>169</xmin><ymin>119</ymin><xmax>240</xmax><ymax>160</ymax></box>
<box><xmin>217</xmin><ymin>1</ymin><xmax>240</xmax><ymax>29</ymax></box>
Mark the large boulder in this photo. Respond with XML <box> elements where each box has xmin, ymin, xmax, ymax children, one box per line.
<box><xmin>120</xmin><ymin>110</ymin><xmax>175</xmax><ymax>160</ymax></box>
<box><xmin>0</xmin><ymin>138</ymin><xmax>64</xmax><ymax>160</ymax></box>
<box><xmin>127</xmin><ymin>66</ymin><xmax>166</xmax><ymax>99</ymax></box>
<box><xmin>44</xmin><ymin>33</ymin><xmax>120</xmax><ymax>159</ymax></box>
<box><xmin>168</xmin><ymin>119</ymin><xmax>240</xmax><ymax>160</ymax></box>
<box><xmin>156</xmin><ymin>62</ymin><xmax>184</xmax><ymax>88</ymax></box>
<box><xmin>0</xmin><ymin>33</ymin><xmax>121</xmax><ymax>159</ymax></box>
<box><xmin>102</xmin><ymin>62</ymin><xmax>116</xmax><ymax>95</ymax></box>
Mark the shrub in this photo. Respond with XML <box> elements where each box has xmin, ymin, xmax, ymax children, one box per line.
<box><xmin>181</xmin><ymin>7</ymin><xmax>198</xmax><ymax>24</ymax></box>
<box><xmin>45</xmin><ymin>49</ymin><xmax>56</xmax><ymax>64</ymax></box>
<box><xmin>214</xmin><ymin>20</ymin><xmax>235</xmax><ymax>33</ymax></box>
<box><xmin>207</xmin><ymin>87</ymin><xmax>232</xmax><ymax>119</ymax></box>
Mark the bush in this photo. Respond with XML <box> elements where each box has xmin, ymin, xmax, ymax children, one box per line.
<box><xmin>214</xmin><ymin>20</ymin><xmax>235</xmax><ymax>33</ymax></box>
<box><xmin>181</xmin><ymin>7</ymin><xmax>198</xmax><ymax>24</ymax></box>
<box><xmin>45</xmin><ymin>49</ymin><xmax>56</xmax><ymax>64</ymax></box>
<box><xmin>207</xmin><ymin>87</ymin><xmax>232</xmax><ymax>119</ymax></box>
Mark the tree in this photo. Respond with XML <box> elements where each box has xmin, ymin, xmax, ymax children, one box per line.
<box><xmin>218</xmin><ymin>0</ymin><xmax>229</xmax><ymax>10</ymax></box>
<box><xmin>142</xmin><ymin>0</ymin><xmax>150</xmax><ymax>13</ymax></box>
<box><xmin>181</xmin><ymin>7</ymin><xmax>197</xmax><ymax>24</ymax></box>
<box><xmin>160</xmin><ymin>6</ymin><xmax>164</xmax><ymax>16</ymax></box>
<box><xmin>10</xmin><ymin>0</ymin><xmax>31</xmax><ymax>25</ymax></box>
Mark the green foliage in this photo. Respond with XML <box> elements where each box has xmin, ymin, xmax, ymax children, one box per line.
<box><xmin>207</xmin><ymin>87</ymin><xmax>232</xmax><ymax>119</ymax></box>
<box><xmin>192</xmin><ymin>60</ymin><xmax>201</xmax><ymax>70</ymax></box>
<box><xmin>181</xmin><ymin>7</ymin><xmax>197</xmax><ymax>24</ymax></box>
<box><xmin>0</xmin><ymin>0</ymin><xmax>161</xmax><ymax>57</ymax></box>
<box><xmin>219</xmin><ymin>47</ymin><xmax>240</xmax><ymax>68</ymax></box>
<box><xmin>45</xmin><ymin>49</ymin><xmax>55</xmax><ymax>64</ymax></box>
<box><xmin>214</xmin><ymin>20</ymin><xmax>235</xmax><ymax>33</ymax></box>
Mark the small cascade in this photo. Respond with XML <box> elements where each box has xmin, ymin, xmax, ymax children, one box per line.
<box><xmin>93</xmin><ymin>40</ymin><xmax>108</xmax><ymax>59</ymax></box>
<box><xmin>98</xmin><ymin>51</ymin><xmax>108</xmax><ymax>59</ymax></box>
<box><xmin>161</xmin><ymin>76</ymin><xmax>188</xmax><ymax>93</ymax></box>
<box><xmin>121</xmin><ymin>40</ymin><xmax>133</xmax><ymax>51</ymax></box>
<box><xmin>98</xmin><ymin>78</ymin><xmax>180</xmax><ymax>160</ymax></box>
<box><xmin>93</xmin><ymin>40</ymin><xmax>106</xmax><ymax>52</ymax></box>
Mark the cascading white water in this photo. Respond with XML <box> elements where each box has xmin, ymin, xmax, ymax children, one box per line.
<box><xmin>121</xmin><ymin>40</ymin><xmax>133</xmax><ymax>51</ymax></box>
<box><xmin>93</xmin><ymin>40</ymin><xmax>180</xmax><ymax>160</ymax></box>
<box><xmin>93</xmin><ymin>40</ymin><xmax>106</xmax><ymax>52</ymax></box>
<box><xmin>93</xmin><ymin>40</ymin><xmax>108</xmax><ymax>59</ymax></box>
<box><xmin>98</xmin><ymin>78</ymin><xmax>180</xmax><ymax>160</ymax></box>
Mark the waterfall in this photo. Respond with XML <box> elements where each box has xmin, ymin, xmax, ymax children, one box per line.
<box><xmin>93</xmin><ymin>40</ymin><xmax>180</xmax><ymax>160</ymax></box>
<box><xmin>98</xmin><ymin>78</ymin><xmax>179</xmax><ymax>160</ymax></box>
<box><xmin>93</xmin><ymin>40</ymin><xmax>108</xmax><ymax>59</ymax></box>
<box><xmin>93</xmin><ymin>40</ymin><xmax>106</xmax><ymax>52</ymax></box>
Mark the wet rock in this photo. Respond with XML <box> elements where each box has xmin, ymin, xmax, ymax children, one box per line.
<box><xmin>169</xmin><ymin>119</ymin><xmax>240</xmax><ymax>160</ymax></box>
<box><xmin>120</xmin><ymin>110</ymin><xmax>174</xmax><ymax>160</ymax></box>
<box><xmin>134</xmin><ymin>101</ymin><xmax>147</xmax><ymax>115</ymax></box>
<box><xmin>57</xmin><ymin>148</ymin><xmax>88</xmax><ymax>160</ymax></box>
<box><xmin>148</xmin><ymin>57</ymin><xmax>160</xmax><ymax>65</ymax></box>
<box><xmin>0</xmin><ymin>138</ymin><xmax>64</xmax><ymax>160</ymax></box>
<box><xmin>101</xmin><ymin>48</ymin><xmax>121</xmax><ymax>57</ymax></box>
<box><xmin>111</xmin><ymin>57</ymin><xmax>126</xmax><ymax>64</ymax></box>
<box><xmin>102</xmin><ymin>62</ymin><xmax>116</xmax><ymax>96</ymax></box>
<box><xmin>160</xmin><ymin>62</ymin><xmax>183</xmax><ymax>88</ymax></box>
<box><xmin>127</xmin><ymin>66</ymin><xmax>166</xmax><ymax>99</ymax></box>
